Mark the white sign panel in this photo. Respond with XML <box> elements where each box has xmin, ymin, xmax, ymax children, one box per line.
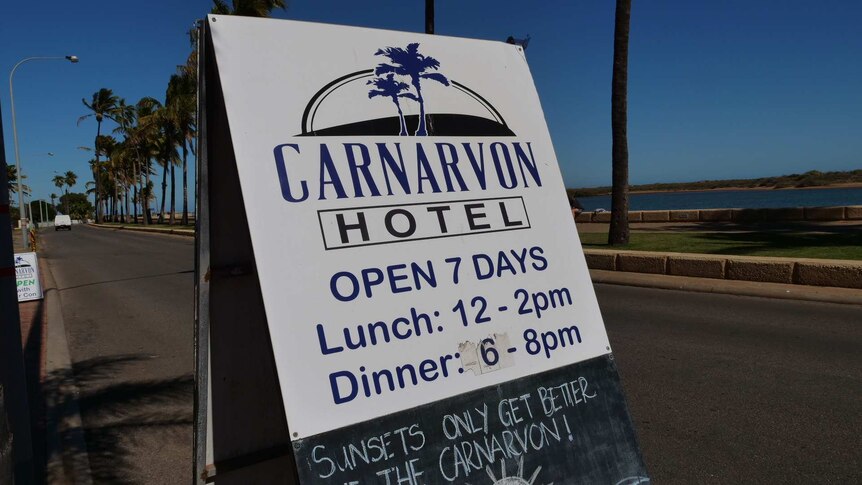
<box><xmin>15</xmin><ymin>252</ymin><xmax>43</xmax><ymax>302</ymax></box>
<box><xmin>209</xmin><ymin>15</ymin><xmax>611</xmax><ymax>440</ymax></box>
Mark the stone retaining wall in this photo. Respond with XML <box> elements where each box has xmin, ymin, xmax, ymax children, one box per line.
<box><xmin>583</xmin><ymin>249</ymin><xmax>862</xmax><ymax>290</ymax></box>
<box><xmin>574</xmin><ymin>205</ymin><xmax>862</xmax><ymax>223</ymax></box>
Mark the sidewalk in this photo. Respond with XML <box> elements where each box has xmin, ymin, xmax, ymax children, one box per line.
<box><xmin>13</xmin><ymin>230</ymin><xmax>93</xmax><ymax>484</ymax></box>
<box><xmin>12</xmin><ymin>232</ymin><xmax>48</xmax><ymax>482</ymax></box>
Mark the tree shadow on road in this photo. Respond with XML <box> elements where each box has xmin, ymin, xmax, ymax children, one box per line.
<box><xmin>44</xmin><ymin>354</ymin><xmax>192</xmax><ymax>484</ymax></box>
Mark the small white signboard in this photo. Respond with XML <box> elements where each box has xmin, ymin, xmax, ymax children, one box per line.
<box><xmin>15</xmin><ymin>252</ymin><xmax>43</xmax><ymax>302</ymax></box>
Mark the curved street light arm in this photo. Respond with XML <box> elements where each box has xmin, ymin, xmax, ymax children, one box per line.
<box><xmin>8</xmin><ymin>55</ymin><xmax>78</xmax><ymax>246</ymax></box>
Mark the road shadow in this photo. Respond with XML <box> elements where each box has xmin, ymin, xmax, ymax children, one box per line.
<box><xmin>44</xmin><ymin>354</ymin><xmax>192</xmax><ymax>484</ymax></box>
<box><xmin>22</xmin><ymin>298</ymin><xmax>47</xmax><ymax>483</ymax></box>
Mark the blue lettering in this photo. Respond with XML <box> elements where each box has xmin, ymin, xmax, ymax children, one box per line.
<box><xmin>273</xmin><ymin>144</ymin><xmax>308</xmax><ymax>202</ymax></box>
<box><xmin>436</xmin><ymin>143</ymin><xmax>468</xmax><ymax>192</ymax></box>
<box><xmin>345</xmin><ymin>143</ymin><xmax>381</xmax><ymax>198</ymax></box>
<box><xmin>490</xmin><ymin>142</ymin><xmax>517</xmax><ymax>189</ymax></box>
<box><xmin>513</xmin><ymin>142</ymin><xmax>542</xmax><ymax>187</ymax></box>
<box><xmin>330</xmin><ymin>271</ymin><xmax>359</xmax><ymax>302</ymax></box>
<box><xmin>317</xmin><ymin>324</ymin><xmax>344</xmax><ymax>355</ymax></box>
<box><xmin>462</xmin><ymin>142</ymin><xmax>487</xmax><ymax>190</ymax></box>
<box><xmin>415</xmin><ymin>145</ymin><xmax>441</xmax><ymax>194</ymax></box>
<box><xmin>377</xmin><ymin>143</ymin><xmax>411</xmax><ymax>195</ymax></box>
<box><xmin>472</xmin><ymin>253</ymin><xmax>494</xmax><ymax>280</ymax></box>
<box><xmin>330</xmin><ymin>371</ymin><xmax>358</xmax><ymax>404</ymax></box>
<box><xmin>388</xmin><ymin>264</ymin><xmax>411</xmax><ymax>294</ymax></box>
<box><xmin>319</xmin><ymin>144</ymin><xmax>348</xmax><ymax>200</ymax></box>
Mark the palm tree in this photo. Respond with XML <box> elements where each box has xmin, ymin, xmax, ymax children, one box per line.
<box><xmin>166</xmin><ymin>73</ymin><xmax>196</xmax><ymax>225</ymax></box>
<box><xmin>79</xmin><ymin>88</ymin><xmax>120</xmax><ymax>223</ymax></box>
<box><xmin>367</xmin><ymin>74</ymin><xmax>418</xmax><ymax>136</ymax></box>
<box><xmin>142</xmin><ymin>105</ymin><xmax>181</xmax><ymax>224</ymax></box>
<box><xmin>52</xmin><ymin>175</ymin><xmax>66</xmax><ymax>212</ymax></box>
<box><xmin>6</xmin><ymin>166</ymin><xmax>30</xmax><ymax>202</ymax></box>
<box><xmin>94</xmin><ymin>135</ymin><xmax>119</xmax><ymax>220</ymax></box>
<box><xmin>112</xmin><ymin>100</ymin><xmax>137</xmax><ymax>223</ymax></box>
<box><xmin>608</xmin><ymin>0</ymin><xmax>631</xmax><ymax>245</ymax></box>
<box><xmin>373</xmin><ymin>43</ymin><xmax>450</xmax><ymax>136</ymax></box>
<box><xmin>134</xmin><ymin>97</ymin><xmax>163</xmax><ymax>225</ymax></box>
<box><xmin>50</xmin><ymin>193</ymin><xmax>57</xmax><ymax>211</ymax></box>
<box><xmin>64</xmin><ymin>171</ymin><xmax>78</xmax><ymax>215</ymax></box>
<box><xmin>211</xmin><ymin>0</ymin><xmax>286</xmax><ymax>16</ymax></box>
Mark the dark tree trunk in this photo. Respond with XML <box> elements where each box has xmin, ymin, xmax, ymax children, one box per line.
<box><xmin>94</xmin><ymin>120</ymin><xmax>103</xmax><ymax>223</ymax></box>
<box><xmin>144</xmin><ymin>161</ymin><xmax>152</xmax><ymax>225</ymax></box>
<box><xmin>425</xmin><ymin>0</ymin><xmax>434</xmax><ymax>34</ymax></box>
<box><xmin>158</xmin><ymin>162</ymin><xmax>167</xmax><ymax>224</ymax></box>
<box><xmin>181</xmin><ymin>142</ymin><xmax>189</xmax><ymax>225</ymax></box>
<box><xmin>609</xmin><ymin>0</ymin><xmax>631</xmax><ymax>245</ymax></box>
<box><xmin>169</xmin><ymin>163</ymin><xmax>175</xmax><ymax>226</ymax></box>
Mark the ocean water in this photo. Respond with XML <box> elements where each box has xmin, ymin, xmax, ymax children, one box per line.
<box><xmin>577</xmin><ymin>187</ymin><xmax>862</xmax><ymax>212</ymax></box>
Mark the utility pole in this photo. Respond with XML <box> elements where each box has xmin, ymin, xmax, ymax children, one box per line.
<box><xmin>425</xmin><ymin>0</ymin><xmax>434</xmax><ymax>34</ymax></box>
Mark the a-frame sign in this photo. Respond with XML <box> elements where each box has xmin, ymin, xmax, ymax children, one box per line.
<box><xmin>194</xmin><ymin>15</ymin><xmax>649</xmax><ymax>484</ymax></box>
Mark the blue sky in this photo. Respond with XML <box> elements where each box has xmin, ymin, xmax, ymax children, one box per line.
<box><xmin>2</xmin><ymin>0</ymin><xmax>860</xmax><ymax>208</ymax></box>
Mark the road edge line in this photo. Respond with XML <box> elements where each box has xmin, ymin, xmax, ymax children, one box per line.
<box><xmin>41</xmin><ymin>256</ymin><xmax>94</xmax><ymax>485</ymax></box>
<box><xmin>87</xmin><ymin>223</ymin><xmax>194</xmax><ymax>238</ymax></box>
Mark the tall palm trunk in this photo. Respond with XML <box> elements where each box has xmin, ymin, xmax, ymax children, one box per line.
<box><xmin>181</xmin><ymin>142</ymin><xmax>189</xmax><ymax>225</ymax></box>
<box><xmin>144</xmin><ymin>161</ymin><xmax>152</xmax><ymax>225</ymax></box>
<box><xmin>90</xmin><ymin>170</ymin><xmax>97</xmax><ymax>217</ymax></box>
<box><xmin>94</xmin><ymin>120</ymin><xmax>103</xmax><ymax>223</ymax></box>
<box><xmin>113</xmin><ymin>170</ymin><xmax>120</xmax><ymax>222</ymax></box>
<box><xmin>124</xmin><ymin>183</ymin><xmax>130</xmax><ymax>223</ymax></box>
<box><xmin>608</xmin><ymin>0</ymin><xmax>631</xmax><ymax>245</ymax></box>
<box><xmin>139</xmin><ymin>160</ymin><xmax>153</xmax><ymax>226</ymax></box>
<box><xmin>169</xmin><ymin>163</ymin><xmax>176</xmax><ymax>226</ymax></box>
<box><xmin>132</xmin><ymin>159</ymin><xmax>139</xmax><ymax>223</ymax></box>
<box><xmin>158</xmin><ymin>161</ymin><xmax>168</xmax><ymax>224</ymax></box>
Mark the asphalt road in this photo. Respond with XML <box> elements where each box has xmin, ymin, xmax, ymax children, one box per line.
<box><xmin>40</xmin><ymin>225</ymin><xmax>861</xmax><ymax>483</ymax></box>
<box><xmin>41</xmin><ymin>225</ymin><xmax>194</xmax><ymax>484</ymax></box>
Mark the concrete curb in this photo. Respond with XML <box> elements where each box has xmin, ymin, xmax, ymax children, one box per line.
<box><xmin>41</xmin><ymin>257</ymin><xmax>94</xmax><ymax>485</ymax></box>
<box><xmin>573</xmin><ymin>205</ymin><xmax>862</xmax><ymax>223</ymax></box>
<box><xmin>88</xmin><ymin>223</ymin><xmax>194</xmax><ymax>238</ymax></box>
<box><xmin>584</xmin><ymin>249</ymin><xmax>862</xmax><ymax>290</ymax></box>
<box><xmin>590</xmin><ymin>269</ymin><xmax>862</xmax><ymax>306</ymax></box>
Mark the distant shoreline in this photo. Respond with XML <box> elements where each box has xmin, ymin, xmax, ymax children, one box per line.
<box><xmin>575</xmin><ymin>182</ymin><xmax>862</xmax><ymax>197</ymax></box>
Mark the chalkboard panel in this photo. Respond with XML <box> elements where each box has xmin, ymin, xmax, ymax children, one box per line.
<box><xmin>292</xmin><ymin>354</ymin><xmax>648</xmax><ymax>484</ymax></box>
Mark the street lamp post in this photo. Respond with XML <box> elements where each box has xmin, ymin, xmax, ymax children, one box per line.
<box><xmin>9</xmin><ymin>55</ymin><xmax>78</xmax><ymax>246</ymax></box>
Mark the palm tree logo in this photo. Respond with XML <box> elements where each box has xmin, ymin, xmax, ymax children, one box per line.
<box><xmin>370</xmin><ymin>43</ymin><xmax>450</xmax><ymax>136</ymax></box>
<box><xmin>366</xmin><ymin>74</ymin><xmax>418</xmax><ymax>136</ymax></box>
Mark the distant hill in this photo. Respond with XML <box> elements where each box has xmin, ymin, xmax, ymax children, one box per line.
<box><xmin>568</xmin><ymin>169</ymin><xmax>862</xmax><ymax>198</ymax></box>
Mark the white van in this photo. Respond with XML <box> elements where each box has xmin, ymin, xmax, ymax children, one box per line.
<box><xmin>54</xmin><ymin>215</ymin><xmax>72</xmax><ymax>231</ymax></box>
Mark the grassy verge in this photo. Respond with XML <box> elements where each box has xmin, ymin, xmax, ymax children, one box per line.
<box><xmin>579</xmin><ymin>231</ymin><xmax>862</xmax><ymax>260</ymax></box>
